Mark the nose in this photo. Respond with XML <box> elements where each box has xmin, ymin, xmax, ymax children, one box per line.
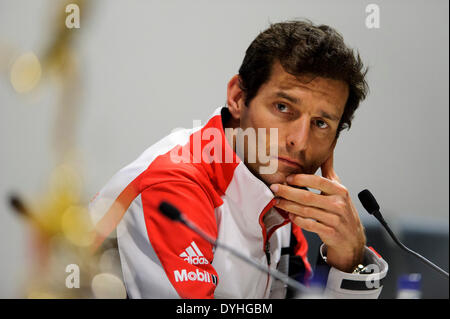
<box><xmin>286</xmin><ymin>116</ymin><xmax>310</xmax><ymax>153</ymax></box>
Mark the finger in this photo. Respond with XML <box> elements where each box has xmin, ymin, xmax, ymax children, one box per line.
<box><xmin>286</xmin><ymin>174</ymin><xmax>347</xmax><ymax>197</ymax></box>
<box><xmin>276</xmin><ymin>199</ymin><xmax>341</xmax><ymax>228</ymax></box>
<box><xmin>320</xmin><ymin>151</ymin><xmax>341</xmax><ymax>184</ymax></box>
<box><xmin>270</xmin><ymin>184</ymin><xmax>338</xmax><ymax>212</ymax></box>
<box><xmin>289</xmin><ymin>213</ymin><xmax>335</xmax><ymax>240</ymax></box>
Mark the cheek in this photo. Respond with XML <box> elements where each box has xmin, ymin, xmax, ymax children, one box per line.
<box><xmin>244</xmin><ymin>99</ymin><xmax>277</xmax><ymax>127</ymax></box>
<box><xmin>247</xmin><ymin>110</ymin><xmax>280</xmax><ymax>148</ymax></box>
<box><xmin>247</xmin><ymin>111</ymin><xmax>271</xmax><ymax>129</ymax></box>
<box><xmin>308</xmin><ymin>150</ymin><xmax>333</xmax><ymax>173</ymax></box>
<box><xmin>297</xmin><ymin>138</ymin><xmax>332</xmax><ymax>171</ymax></box>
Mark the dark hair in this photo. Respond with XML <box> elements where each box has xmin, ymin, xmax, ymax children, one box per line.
<box><xmin>238</xmin><ymin>20</ymin><xmax>369</xmax><ymax>138</ymax></box>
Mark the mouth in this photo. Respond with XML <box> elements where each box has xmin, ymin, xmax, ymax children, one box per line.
<box><xmin>276</xmin><ymin>156</ymin><xmax>303</xmax><ymax>170</ymax></box>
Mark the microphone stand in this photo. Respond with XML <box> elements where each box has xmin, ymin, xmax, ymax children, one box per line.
<box><xmin>159</xmin><ymin>201</ymin><xmax>312</xmax><ymax>297</ymax></box>
<box><xmin>358</xmin><ymin>189</ymin><xmax>449</xmax><ymax>279</ymax></box>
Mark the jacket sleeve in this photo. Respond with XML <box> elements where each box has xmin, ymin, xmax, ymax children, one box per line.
<box><xmin>140</xmin><ymin>180</ymin><xmax>220</xmax><ymax>299</ymax></box>
<box><xmin>311</xmin><ymin>243</ymin><xmax>388</xmax><ymax>298</ymax></box>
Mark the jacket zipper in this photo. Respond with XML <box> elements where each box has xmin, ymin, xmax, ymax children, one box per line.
<box><xmin>259</xmin><ymin>200</ymin><xmax>290</xmax><ymax>297</ymax></box>
<box><xmin>264</xmin><ymin>241</ymin><xmax>271</xmax><ymax>266</ymax></box>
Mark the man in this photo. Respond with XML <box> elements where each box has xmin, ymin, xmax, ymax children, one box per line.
<box><xmin>89</xmin><ymin>20</ymin><xmax>388</xmax><ymax>298</ymax></box>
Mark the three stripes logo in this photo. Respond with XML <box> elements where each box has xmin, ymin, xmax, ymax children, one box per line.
<box><xmin>179</xmin><ymin>241</ymin><xmax>209</xmax><ymax>265</ymax></box>
<box><xmin>174</xmin><ymin>241</ymin><xmax>217</xmax><ymax>285</ymax></box>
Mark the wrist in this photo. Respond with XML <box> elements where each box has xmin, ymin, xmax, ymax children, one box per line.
<box><xmin>323</xmin><ymin>245</ymin><xmax>365</xmax><ymax>273</ymax></box>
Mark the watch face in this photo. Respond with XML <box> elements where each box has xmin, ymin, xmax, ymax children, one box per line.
<box><xmin>353</xmin><ymin>264</ymin><xmax>366</xmax><ymax>274</ymax></box>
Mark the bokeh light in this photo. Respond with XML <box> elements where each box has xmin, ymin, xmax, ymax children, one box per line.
<box><xmin>91</xmin><ymin>273</ymin><xmax>126</xmax><ymax>299</ymax></box>
<box><xmin>61</xmin><ymin>205</ymin><xmax>95</xmax><ymax>247</ymax></box>
<box><xmin>10</xmin><ymin>52</ymin><xmax>42</xmax><ymax>93</ymax></box>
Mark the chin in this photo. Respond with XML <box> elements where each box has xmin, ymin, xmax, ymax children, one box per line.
<box><xmin>248</xmin><ymin>160</ymin><xmax>308</xmax><ymax>186</ymax></box>
<box><xmin>258</xmin><ymin>171</ymin><xmax>289</xmax><ymax>186</ymax></box>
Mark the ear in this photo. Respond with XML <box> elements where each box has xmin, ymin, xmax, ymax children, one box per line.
<box><xmin>226</xmin><ymin>74</ymin><xmax>246</xmax><ymax>120</ymax></box>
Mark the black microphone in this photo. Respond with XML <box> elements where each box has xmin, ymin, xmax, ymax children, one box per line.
<box><xmin>8</xmin><ymin>193</ymin><xmax>30</xmax><ymax>217</ymax></box>
<box><xmin>159</xmin><ymin>201</ymin><xmax>184</xmax><ymax>222</ymax></box>
<box><xmin>358</xmin><ymin>189</ymin><xmax>449</xmax><ymax>279</ymax></box>
<box><xmin>158</xmin><ymin>200</ymin><xmax>311</xmax><ymax>297</ymax></box>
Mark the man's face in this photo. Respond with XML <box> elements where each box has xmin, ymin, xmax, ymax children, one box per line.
<box><xmin>229</xmin><ymin>61</ymin><xmax>349</xmax><ymax>185</ymax></box>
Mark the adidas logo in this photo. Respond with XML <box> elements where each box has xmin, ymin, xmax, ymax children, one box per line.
<box><xmin>179</xmin><ymin>241</ymin><xmax>209</xmax><ymax>265</ymax></box>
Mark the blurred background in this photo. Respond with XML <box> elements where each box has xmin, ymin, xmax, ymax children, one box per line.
<box><xmin>0</xmin><ymin>0</ymin><xmax>448</xmax><ymax>298</ymax></box>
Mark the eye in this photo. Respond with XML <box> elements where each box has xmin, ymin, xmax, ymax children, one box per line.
<box><xmin>275</xmin><ymin>103</ymin><xmax>289</xmax><ymax>113</ymax></box>
<box><xmin>315</xmin><ymin>119</ymin><xmax>329</xmax><ymax>129</ymax></box>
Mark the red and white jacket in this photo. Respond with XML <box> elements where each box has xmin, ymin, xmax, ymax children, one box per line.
<box><xmin>89</xmin><ymin>107</ymin><xmax>388</xmax><ymax>299</ymax></box>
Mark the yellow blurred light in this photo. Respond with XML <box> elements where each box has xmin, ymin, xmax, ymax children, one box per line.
<box><xmin>10</xmin><ymin>52</ymin><xmax>42</xmax><ymax>93</ymax></box>
<box><xmin>49</xmin><ymin>163</ymin><xmax>83</xmax><ymax>202</ymax></box>
<box><xmin>91</xmin><ymin>273</ymin><xmax>126</xmax><ymax>299</ymax></box>
<box><xmin>61</xmin><ymin>205</ymin><xmax>95</xmax><ymax>247</ymax></box>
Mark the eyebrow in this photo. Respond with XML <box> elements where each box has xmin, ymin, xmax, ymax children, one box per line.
<box><xmin>319</xmin><ymin>111</ymin><xmax>340</xmax><ymax>122</ymax></box>
<box><xmin>275</xmin><ymin>91</ymin><xmax>299</xmax><ymax>104</ymax></box>
<box><xmin>275</xmin><ymin>91</ymin><xmax>340</xmax><ymax>122</ymax></box>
